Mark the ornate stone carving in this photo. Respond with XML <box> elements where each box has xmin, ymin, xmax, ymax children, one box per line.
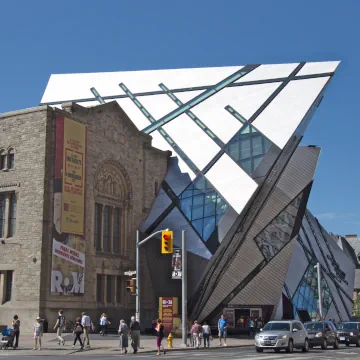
<box><xmin>94</xmin><ymin>160</ymin><xmax>132</xmax><ymax>203</ymax></box>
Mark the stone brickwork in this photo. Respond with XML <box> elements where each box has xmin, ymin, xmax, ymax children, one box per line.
<box><xmin>0</xmin><ymin>106</ymin><xmax>52</xmax><ymax>331</ymax></box>
<box><xmin>0</xmin><ymin>102</ymin><xmax>170</xmax><ymax>332</ymax></box>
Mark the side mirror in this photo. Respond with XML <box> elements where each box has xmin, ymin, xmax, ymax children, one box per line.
<box><xmin>292</xmin><ymin>328</ymin><xmax>298</xmax><ymax>332</ymax></box>
<box><xmin>260</xmin><ymin>328</ymin><xmax>263</xmax><ymax>332</ymax></box>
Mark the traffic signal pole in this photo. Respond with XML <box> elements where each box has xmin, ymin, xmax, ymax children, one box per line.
<box><xmin>136</xmin><ymin>230</ymin><xmax>140</xmax><ymax>323</ymax></box>
<box><xmin>181</xmin><ymin>230</ymin><xmax>187</xmax><ymax>347</ymax></box>
<box><xmin>135</xmin><ymin>228</ymin><xmax>170</xmax><ymax>325</ymax></box>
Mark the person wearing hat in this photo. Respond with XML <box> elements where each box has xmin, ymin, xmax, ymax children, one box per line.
<box><xmin>33</xmin><ymin>317</ymin><xmax>43</xmax><ymax>351</ymax></box>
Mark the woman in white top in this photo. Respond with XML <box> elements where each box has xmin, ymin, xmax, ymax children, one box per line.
<box><xmin>202</xmin><ymin>321</ymin><xmax>211</xmax><ymax>348</ymax></box>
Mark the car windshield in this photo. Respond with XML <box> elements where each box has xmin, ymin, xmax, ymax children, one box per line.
<box><xmin>340</xmin><ymin>323</ymin><xmax>358</xmax><ymax>330</ymax></box>
<box><xmin>304</xmin><ymin>322</ymin><xmax>324</xmax><ymax>331</ymax></box>
<box><xmin>262</xmin><ymin>322</ymin><xmax>290</xmax><ymax>331</ymax></box>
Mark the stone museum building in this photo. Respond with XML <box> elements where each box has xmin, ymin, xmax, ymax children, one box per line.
<box><xmin>0</xmin><ymin>101</ymin><xmax>169</xmax><ymax>331</ymax></box>
<box><xmin>0</xmin><ymin>61</ymin><xmax>357</xmax><ymax>332</ymax></box>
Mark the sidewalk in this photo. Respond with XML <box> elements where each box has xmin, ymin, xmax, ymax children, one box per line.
<box><xmin>2</xmin><ymin>333</ymin><xmax>254</xmax><ymax>356</ymax></box>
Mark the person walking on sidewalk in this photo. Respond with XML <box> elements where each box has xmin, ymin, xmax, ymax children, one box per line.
<box><xmin>191</xmin><ymin>320</ymin><xmax>203</xmax><ymax>349</ymax></box>
<box><xmin>129</xmin><ymin>316</ymin><xmax>140</xmax><ymax>354</ymax></box>
<box><xmin>72</xmin><ymin>317</ymin><xmax>84</xmax><ymax>350</ymax></box>
<box><xmin>12</xmin><ymin>315</ymin><xmax>20</xmax><ymax>349</ymax></box>
<box><xmin>81</xmin><ymin>312</ymin><xmax>91</xmax><ymax>348</ymax></box>
<box><xmin>249</xmin><ymin>317</ymin><xmax>255</xmax><ymax>338</ymax></box>
<box><xmin>118</xmin><ymin>319</ymin><xmax>128</xmax><ymax>354</ymax></box>
<box><xmin>218</xmin><ymin>314</ymin><xmax>228</xmax><ymax>346</ymax></box>
<box><xmin>33</xmin><ymin>317</ymin><xmax>43</xmax><ymax>351</ymax></box>
<box><xmin>100</xmin><ymin>313</ymin><xmax>110</xmax><ymax>336</ymax></box>
<box><xmin>202</xmin><ymin>321</ymin><xmax>211</xmax><ymax>348</ymax></box>
<box><xmin>53</xmin><ymin>309</ymin><xmax>66</xmax><ymax>346</ymax></box>
<box><xmin>155</xmin><ymin>319</ymin><xmax>166</xmax><ymax>356</ymax></box>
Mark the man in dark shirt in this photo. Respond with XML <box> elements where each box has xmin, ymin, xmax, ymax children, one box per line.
<box><xmin>129</xmin><ymin>316</ymin><xmax>140</xmax><ymax>354</ymax></box>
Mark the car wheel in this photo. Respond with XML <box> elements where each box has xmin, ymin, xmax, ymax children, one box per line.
<box><xmin>274</xmin><ymin>348</ymin><xmax>281</xmax><ymax>353</ymax></box>
<box><xmin>286</xmin><ymin>339</ymin><xmax>294</xmax><ymax>353</ymax></box>
<box><xmin>333</xmin><ymin>338</ymin><xmax>339</xmax><ymax>349</ymax></box>
<box><xmin>302</xmin><ymin>339</ymin><xmax>309</xmax><ymax>352</ymax></box>
<box><xmin>356</xmin><ymin>338</ymin><xmax>360</xmax><ymax>347</ymax></box>
<box><xmin>321</xmin><ymin>338</ymin><xmax>328</xmax><ymax>350</ymax></box>
<box><xmin>255</xmin><ymin>347</ymin><xmax>263</xmax><ymax>353</ymax></box>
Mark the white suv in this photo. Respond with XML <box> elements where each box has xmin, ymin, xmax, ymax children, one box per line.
<box><xmin>255</xmin><ymin>320</ymin><xmax>309</xmax><ymax>353</ymax></box>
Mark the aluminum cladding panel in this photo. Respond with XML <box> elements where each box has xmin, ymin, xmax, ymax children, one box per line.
<box><xmin>229</xmin><ymin>238</ymin><xmax>296</xmax><ymax>305</ymax></box>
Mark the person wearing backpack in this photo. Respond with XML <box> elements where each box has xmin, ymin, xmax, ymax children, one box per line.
<box><xmin>53</xmin><ymin>310</ymin><xmax>65</xmax><ymax>346</ymax></box>
<box><xmin>72</xmin><ymin>317</ymin><xmax>84</xmax><ymax>350</ymax></box>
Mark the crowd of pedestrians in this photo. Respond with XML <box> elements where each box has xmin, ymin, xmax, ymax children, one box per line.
<box><xmin>1</xmin><ymin>311</ymin><xmax>240</xmax><ymax>354</ymax></box>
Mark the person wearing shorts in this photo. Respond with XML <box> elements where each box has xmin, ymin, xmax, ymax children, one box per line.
<box><xmin>218</xmin><ymin>314</ymin><xmax>228</xmax><ymax>346</ymax></box>
<box><xmin>33</xmin><ymin>317</ymin><xmax>43</xmax><ymax>351</ymax></box>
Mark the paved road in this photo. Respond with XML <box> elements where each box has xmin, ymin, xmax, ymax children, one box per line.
<box><xmin>3</xmin><ymin>346</ymin><xmax>360</xmax><ymax>359</ymax></box>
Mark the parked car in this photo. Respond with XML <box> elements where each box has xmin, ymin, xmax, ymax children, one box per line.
<box><xmin>254</xmin><ymin>320</ymin><xmax>309</xmax><ymax>353</ymax></box>
<box><xmin>304</xmin><ymin>321</ymin><xmax>339</xmax><ymax>349</ymax></box>
<box><xmin>337</xmin><ymin>322</ymin><xmax>360</xmax><ymax>347</ymax></box>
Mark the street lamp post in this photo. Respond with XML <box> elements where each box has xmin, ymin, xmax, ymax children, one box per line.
<box><xmin>314</xmin><ymin>262</ymin><xmax>323</xmax><ymax>319</ymax></box>
<box><xmin>135</xmin><ymin>229</ymin><xmax>169</xmax><ymax>325</ymax></box>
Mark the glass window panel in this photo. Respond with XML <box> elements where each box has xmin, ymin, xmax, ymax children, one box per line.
<box><xmin>192</xmin><ymin>195</ymin><xmax>204</xmax><ymax>220</ymax></box>
<box><xmin>0</xmin><ymin>194</ymin><xmax>5</xmax><ymax>238</ymax></box>
<box><xmin>240</xmin><ymin>124</ymin><xmax>251</xmax><ymax>135</ymax></box>
<box><xmin>116</xmin><ymin>276</ymin><xmax>122</xmax><ymax>304</ymax></box>
<box><xmin>0</xmin><ymin>153</ymin><xmax>6</xmax><ymax>170</ymax></box>
<box><xmin>103</xmin><ymin>206</ymin><xmax>111</xmax><ymax>252</ymax></box>
<box><xmin>203</xmin><ymin>216</ymin><xmax>216</xmax><ymax>241</ymax></box>
<box><xmin>252</xmin><ymin>135</ymin><xmax>263</xmax><ymax>157</ymax></box>
<box><xmin>181</xmin><ymin>190</ymin><xmax>193</xmax><ymax>199</ymax></box>
<box><xmin>94</xmin><ymin>203</ymin><xmax>102</xmax><ymax>251</ymax></box>
<box><xmin>216</xmin><ymin>197</ymin><xmax>228</xmax><ymax>215</ymax></box>
<box><xmin>106</xmin><ymin>275</ymin><xmax>113</xmax><ymax>303</ymax></box>
<box><xmin>192</xmin><ymin>218</ymin><xmax>203</xmax><ymax>237</ymax></box>
<box><xmin>180</xmin><ymin>197</ymin><xmax>192</xmax><ymax>220</ymax></box>
<box><xmin>204</xmin><ymin>194</ymin><xmax>216</xmax><ymax>218</ymax></box>
<box><xmin>239</xmin><ymin>138</ymin><xmax>251</xmax><ymax>159</ymax></box>
<box><xmin>113</xmin><ymin>208</ymin><xmax>120</xmax><ymax>253</ymax></box>
<box><xmin>240</xmin><ymin>158</ymin><xmax>252</xmax><ymax>174</ymax></box>
<box><xmin>5</xmin><ymin>271</ymin><xmax>13</xmax><ymax>302</ymax></box>
<box><xmin>228</xmin><ymin>142</ymin><xmax>239</xmax><ymax>162</ymax></box>
<box><xmin>8</xmin><ymin>151</ymin><xmax>14</xmax><ymax>169</ymax></box>
<box><xmin>96</xmin><ymin>274</ymin><xmax>104</xmax><ymax>303</ymax></box>
<box><xmin>9</xmin><ymin>193</ymin><xmax>17</xmax><ymax>237</ymax></box>
<box><xmin>252</xmin><ymin>156</ymin><xmax>262</xmax><ymax>171</ymax></box>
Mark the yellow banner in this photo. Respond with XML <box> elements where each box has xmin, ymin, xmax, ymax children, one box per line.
<box><xmin>61</xmin><ymin>118</ymin><xmax>86</xmax><ymax>235</ymax></box>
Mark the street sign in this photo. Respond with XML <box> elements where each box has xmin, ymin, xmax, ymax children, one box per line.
<box><xmin>171</xmin><ymin>249</ymin><xmax>182</xmax><ymax>279</ymax></box>
<box><xmin>125</xmin><ymin>270</ymin><xmax>137</xmax><ymax>276</ymax></box>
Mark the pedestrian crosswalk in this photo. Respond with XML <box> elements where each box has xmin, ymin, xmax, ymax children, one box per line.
<box><xmin>133</xmin><ymin>348</ymin><xmax>360</xmax><ymax>360</ymax></box>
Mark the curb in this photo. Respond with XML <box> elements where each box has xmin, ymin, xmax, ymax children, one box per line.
<box><xmin>109</xmin><ymin>344</ymin><xmax>253</xmax><ymax>354</ymax></box>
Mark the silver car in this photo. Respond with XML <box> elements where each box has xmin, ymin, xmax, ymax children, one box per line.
<box><xmin>255</xmin><ymin>320</ymin><xmax>309</xmax><ymax>353</ymax></box>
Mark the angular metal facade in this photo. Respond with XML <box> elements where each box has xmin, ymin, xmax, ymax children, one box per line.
<box><xmin>41</xmin><ymin>61</ymin><xmax>355</xmax><ymax>323</ymax></box>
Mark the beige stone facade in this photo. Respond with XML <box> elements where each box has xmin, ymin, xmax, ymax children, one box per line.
<box><xmin>0</xmin><ymin>102</ymin><xmax>169</xmax><ymax>332</ymax></box>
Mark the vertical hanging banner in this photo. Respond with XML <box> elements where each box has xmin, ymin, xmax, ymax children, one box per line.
<box><xmin>171</xmin><ymin>249</ymin><xmax>182</xmax><ymax>279</ymax></box>
<box><xmin>51</xmin><ymin>115</ymin><xmax>87</xmax><ymax>296</ymax></box>
<box><xmin>62</xmin><ymin>117</ymin><xmax>86</xmax><ymax>235</ymax></box>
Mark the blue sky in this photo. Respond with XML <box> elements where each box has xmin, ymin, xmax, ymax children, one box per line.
<box><xmin>1</xmin><ymin>0</ymin><xmax>359</xmax><ymax>236</ymax></box>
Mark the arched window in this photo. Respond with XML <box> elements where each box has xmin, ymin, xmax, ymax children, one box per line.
<box><xmin>8</xmin><ymin>149</ymin><xmax>14</xmax><ymax>169</ymax></box>
<box><xmin>94</xmin><ymin>160</ymin><xmax>132</xmax><ymax>255</ymax></box>
<box><xmin>0</xmin><ymin>150</ymin><xmax>6</xmax><ymax>170</ymax></box>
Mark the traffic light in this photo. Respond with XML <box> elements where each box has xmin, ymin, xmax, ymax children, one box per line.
<box><xmin>161</xmin><ymin>230</ymin><xmax>173</xmax><ymax>254</ymax></box>
<box><xmin>126</xmin><ymin>278</ymin><xmax>136</xmax><ymax>294</ymax></box>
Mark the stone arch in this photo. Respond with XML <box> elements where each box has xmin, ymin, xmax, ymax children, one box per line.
<box><xmin>94</xmin><ymin>160</ymin><xmax>132</xmax><ymax>206</ymax></box>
